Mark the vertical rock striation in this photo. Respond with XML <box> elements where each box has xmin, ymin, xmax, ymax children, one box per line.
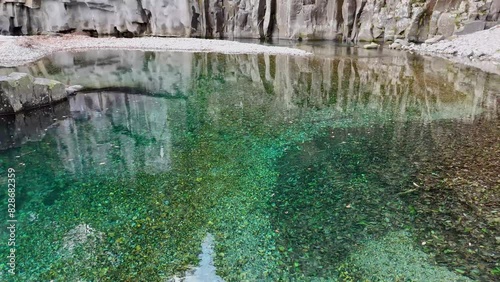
<box><xmin>0</xmin><ymin>0</ymin><xmax>499</xmax><ymax>41</ymax></box>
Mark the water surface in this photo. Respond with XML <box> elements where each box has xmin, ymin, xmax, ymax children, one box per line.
<box><xmin>0</xmin><ymin>46</ymin><xmax>499</xmax><ymax>281</ymax></box>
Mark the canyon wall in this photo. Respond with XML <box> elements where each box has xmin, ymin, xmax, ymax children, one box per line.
<box><xmin>0</xmin><ymin>0</ymin><xmax>499</xmax><ymax>41</ymax></box>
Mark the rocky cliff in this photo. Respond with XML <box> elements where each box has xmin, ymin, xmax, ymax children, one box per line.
<box><xmin>0</xmin><ymin>0</ymin><xmax>499</xmax><ymax>41</ymax></box>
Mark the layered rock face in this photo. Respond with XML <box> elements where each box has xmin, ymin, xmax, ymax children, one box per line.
<box><xmin>0</xmin><ymin>0</ymin><xmax>498</xmax><ymax>41</ymax></box>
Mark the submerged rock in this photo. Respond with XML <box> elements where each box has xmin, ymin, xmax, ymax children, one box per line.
<box><xmin>0</xmin><ymin>72</ymin><xmax>67</xmax><ymax>114</ymax></box>
<box><xmin>349</xmin><ymin>231</ymin><xmax>473</xmax><ymax>281</ymax></box>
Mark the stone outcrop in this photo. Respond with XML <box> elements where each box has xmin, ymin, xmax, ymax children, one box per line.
<box><xmin>0</xmin><ymin>0</ymin><xmax>498</xmax><ymax>42</ymax></box>
<box><xmin>0</xmin><ymin>72</ymin><xmax>69</xmax><ymax>114</ymax></box>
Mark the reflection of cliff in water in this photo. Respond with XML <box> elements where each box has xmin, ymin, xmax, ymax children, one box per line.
<box><xmin>0</xmin><ymin>48</ymin><xmax>498</xmax><ymax>177</ymax></box>
<box><xmin>0</xmin><ymin>92</ymin><xmax>186</xmax><ymax>179</ymax></box>
<box><xmin>63</xmin><ymin>92</ymin><xmax>186</xmax><ymax>176</ymax></box>
<box><xmin>0</xmin><ymin>102</ymin><xmax>70</xmax><ymax>150</ymax></box>
<box><xmin>3</xmin><ymin>48</ymin><xmax>497</xmax><ymax>123</ymax></box>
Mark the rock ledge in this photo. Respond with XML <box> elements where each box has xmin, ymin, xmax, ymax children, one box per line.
<box><xmin>0</xmin><ymin>72</ymin><xmax>81</xmax><ymax>115</ymax></box>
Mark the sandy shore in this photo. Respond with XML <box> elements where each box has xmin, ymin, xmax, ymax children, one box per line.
<box><xmin>0</xmin><ymin>35</ymin><xmax>311</xmax><ymax>67</ymax></box>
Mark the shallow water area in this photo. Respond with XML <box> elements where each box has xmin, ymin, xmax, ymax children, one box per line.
<box><xmin>0</xmin><ymin>45</ymin><xmax>499</xmax><ymax>281</ymax></box>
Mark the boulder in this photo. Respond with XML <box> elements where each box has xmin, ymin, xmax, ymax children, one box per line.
<box><xmin>395</xmin><ymin>17</ymin><xmax>412</xmax><ymax>36</ymax></box>
<box><xmin>455</xmin><ymin>20</ymin><xmax>486</xmax><ymax>36</ymax></box>
<box><xmin>488</xmin><ymin>0</ymin><xmax>500</xmax><ymax>21</ymax></box>
<box><xmin>424</xmin><ymin>35</ymin><xmax>444</xmax><ymax>45</ymax></box>
<box><xmin>405</xmin><ymin>6</ymin><xmax>426</xmax><ymax>42</ymax></box>
<box><xmin>485</xmin><ymin>22</ymin><xmax>499</xmax><ymax>29</ymax></box>
<box><xmin>33</xmin><ymin>77</ymin><xmax>66</xmax><ymax>104</ymax></box>
<box><xmin>389</xmin><ymin>42</ymin><xmax>402</xmax><ymax>50</ymax></box>
<box><xmin>394</xmin><ymin>39</ymin><xmax>409</xmax><ymax>46</ymax></box>
<box><xmin>0</xmin><ymin>72</ymin><xmax>33</xmax><ymax>114</ymax></box>
<box><xmin>66</xmin><ymin>85</ymin><xmax>84</xmax><ymax>96</ymax></box>
<box><xmin>428</xmin><ymin>11</ymin><xmax>442</xmax><ymax>37</ymax></box>
<box><xmin>357</xmin><ymin>1</ymin><xmax>376</xmax><ymax>42</ymax></box>
<box><xmin>0</xmin><ymin>72</ymin><xmax>67</xmax><ymax>114</ymax></box>
<box><xmin>363</xmin><ymin>42</ymin><xmax>380</xmax><ymax>49</ymax></box>
<box><xmin>437</xmin><ymin>13</ymin><xmax>456</xmax><ymax>37</ymax></box>
<box><xmin>358</xmin><ymin>27</ymin><xmax>374</xmax><ymax>42</ymax></box>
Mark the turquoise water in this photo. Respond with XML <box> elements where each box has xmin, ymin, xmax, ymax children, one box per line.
<box><xmin>0</xmin><ymin>47</ymin><xmax>499</xmax><ymax>281</ymax></box>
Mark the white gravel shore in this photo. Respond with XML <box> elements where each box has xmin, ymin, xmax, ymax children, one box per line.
<box><xmin>0</xmin><ymin>35</ymin><xmax>311</xmax><ymax>67</ymax></box>
<box><xmin>405</xmin><ymin>25</ymin><xmax>500</xmax><ymax>60</ymax></box>
<box><xmin>402</xmin><ymin>25</ymin><xmax>500</xmax><ymax>74</ymax></box>
<box><xmin>1</xmin><ymin>30</ymin><xmax>499</xmax><ymax>72</ymax></box>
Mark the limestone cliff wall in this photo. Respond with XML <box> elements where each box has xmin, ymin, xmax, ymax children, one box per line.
<box><xmin>0</xmin><ymin>0</ymin><xmax>499</xmax><ymax>41</ymax></box>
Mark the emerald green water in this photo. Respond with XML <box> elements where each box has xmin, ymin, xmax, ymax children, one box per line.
<box><xmin>0</xmin><ymin>48</ymin><xmax>499</xmax><ymax>281</ymax></box>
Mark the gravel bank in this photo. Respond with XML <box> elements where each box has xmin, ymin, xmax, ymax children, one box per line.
<box><xmin>402</xmin><ymin>25</ymin><xmax>500</xmax><ymax>74</ymax></box>
<box><xmin>0</xmin><ymin>35</ymin><xmax>311</xmax><ymax>67</ymax></box>
<box><xmin>2</xmin><ymin>31</ymin><xmax>499</xmax><ymax>72</ymax></box>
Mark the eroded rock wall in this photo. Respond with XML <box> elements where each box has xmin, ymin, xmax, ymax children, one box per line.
<box><xmin>1</xmin><ymin>0</ymin><xmax>499</xmax><ymax>41</ymax></box>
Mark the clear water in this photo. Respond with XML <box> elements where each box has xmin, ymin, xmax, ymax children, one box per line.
<box><xmin>0</xmin><ymin>46</ymin><xmax>499</xmax><ymax>281</ymax></box>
